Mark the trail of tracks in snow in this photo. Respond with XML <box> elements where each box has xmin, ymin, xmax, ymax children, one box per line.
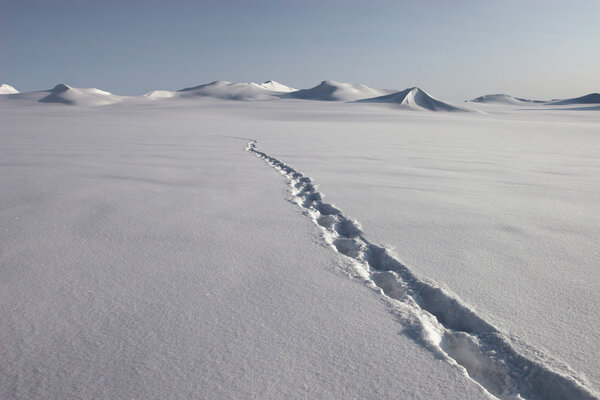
<box><xmin>245</xmin><ymin>139</ymin><xmax>598</xmax><ymax>400</ymax></box>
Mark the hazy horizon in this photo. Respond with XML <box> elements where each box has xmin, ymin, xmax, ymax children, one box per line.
<box><xmin>1</xmin><ymin>0</ymin><xmax>599</xmax><ymax>101</ymax></box>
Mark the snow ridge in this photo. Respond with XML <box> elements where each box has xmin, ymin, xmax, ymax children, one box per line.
<box><xmin>245</xmin><ymin>140</ymin><xmax>598</xmax><ymax>400</ymax></box>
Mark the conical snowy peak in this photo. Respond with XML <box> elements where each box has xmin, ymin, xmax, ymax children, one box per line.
<box><xmin>285</xmin><ymin>81</ymin><xmax>391</xmax><ymax>101</ymax></box>
<box><xmin>51</xmin><ymin>83</ymin><xmax>72</xmax><ymax>93</ymax></box>
<box><xmin>0</xmin><ymin>83</ymin><xmax>19</xmax><ymax>94</ymax></box>
<box><xmin>359</xmin><ymin>87</ymin><xmax>466</xmax><ymax>112</ymax></box>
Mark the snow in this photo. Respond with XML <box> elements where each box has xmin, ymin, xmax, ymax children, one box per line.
<box><xmin>1</xmin><ymin>90</ymin><xmax>599</xmax><ymax>399</ymax></box>
<box><xmin>6</xmin><ymin>83</ymin><xmax>123</xmax><ymax>106</ymax></box>
<box><xmin>471</xmin><ymin>93</ymin><xmax>600</xmax><ymax>107</ymax></box>
<box><xmin>143</xmin><ymin>89</ymin><xmax>177</xmax><ymax>99</ymax></box>
<box><xmin>0</xmin><ymin>83</ymin><xmax>19</xmax><ymax>94</ymax></box>
<box><xmin>285</xmin><ymin>80</ymin><xmax>391</xmax><ymax>101</ymax></box>
<box><xmin>470</xmin><ymin>94</ymin><xmax>543</xmax><ymax>105</ymax></box>
<box><xmin>248</xmin><ymin>139</ymin><xmax>596</xmax><ymax>399</ymax></box>
<box><xmin>251</xmin><ymin>102</ymin><xmax>600</xmax><ymax>397</ymax></box>
<box><xmin>39</xmin><ymin>84</ymin><xmax>122</xmax><ymax>106</ymax></box>
<box><xmin>252</xmin><ymin>79</ymin><xmax>297</xmax><ymax>92</ymax></box>
<box><xmin>177</xmin><ymin>80</ymin><xmax>293</xmax><ymax>100</ymax></box>
<box><xmin>548</xmin><ymin>93</ymin><xmax>600</xmax><ymax>105</ymax></box>
<box><xmin>359</xmin><ymin>87</ymin><xmax>467</xmax><ymax>112</ymax></box>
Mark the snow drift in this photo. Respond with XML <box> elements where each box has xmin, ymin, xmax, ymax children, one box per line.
<box><xmin>0</xmin><ymin>84</ymin><xmax>19</xmax><ymax>94</ymax></box>
<box><xmin>359</xmin><ymin>87</ymin><xmax>466</xmax><ymax>112</ymax></box>
<box><xmin>177</xmin><ymin>80</ymin><xmax>294</xmax><ymax>100</ymax></box>
<box><xmin>470</xmin><ymin>94</ymin><xmax>543</xmax><ymax>105</ymax></box>
<box><xmin>285</xmin><ymin>80</ymin><xmax>391</xmax><ymax>101</ymax></box>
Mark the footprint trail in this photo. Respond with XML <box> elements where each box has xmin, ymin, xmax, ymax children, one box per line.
<box><xmin>246</xmin><ymin>139</ymin><xmax>598</xmax><ymax>400</ymax></box>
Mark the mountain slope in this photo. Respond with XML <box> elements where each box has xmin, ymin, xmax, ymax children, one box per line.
<box><xmin>37</xmin><ymin>84</ymin><xmax>122</xmax><ymax>106</ymax></box>
<box><xmin>470</xmin><ymin>94</ymin><xmax>543</xmax><ymax>105</ymax></box>
<box><xmin>252</xmin><ymin>80</ymin><xmax>296</xmax><ymax>92</ymax></box>
<box><xmin>359</xmin><ymin>87</ymin><xmax>466</xmax><ymax>112</ymax></box>
<box><xmin>548</xmin><ymin>93</ymin><xmax>600</xmax><ymax>105</ymax></box>
<box><xmin>143</xmin><ymin>90</ymin><xmax>177</xmax><ymax>99</ymax></box>
<box><xmin>178</xmin><ymin>80</ymin><xmax>293</xmax><ymax>100</ymax></box>
<box><xmin>0</xmin><ymin>84</ymin><xmax>19</xmax><ymax>95</ymax></box>
<box><xmin>285</xmin><ymin>81</ymin><xmax>390</xmax><ymax>101</ymax></box>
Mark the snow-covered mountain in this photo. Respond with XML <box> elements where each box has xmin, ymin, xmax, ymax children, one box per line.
<box><xmin>0</xmin><ymin>84</ymin><xmax>19</xmax><ymax>94</ymax></box>
<box><xmin>252</xmin><ymin>80</ymin><xmax>296</xmax><ymax>92</ymax></box>
<box><xmin>359</xmin><ymin>87</ymin><xmax>466</xmax><ymax>112</ymax></box>
<box><xmin>178</xmin><ymin>80</ymin><xmax>294</xmax><ymax>100</ymax></box>
<box><xmin>548</xmin><ymin>93</ymin><xmax>600</xmax><ymax>105</ymax></box>
<box><xmin>2</xmin><ymin>80</ymin><xmax>599</xmax><ymax>113</ymax></box>
<box><xmin>143</xmin><ymin>89</ymin><xmax>177</xmax><ymax>99</ymax></box>
<box><xmin>35</xmin><ymin>84</ymin><xmax>122</xmax><ymax>106</ymax></box>
<box><xmin>285</xmin><ymin>80</ymin><xmax>391</xmax><ymax>101</ymax></box>
<box><xmin>470</xmin><ymin>93</ymin><xmax>543</xmax><ymax>105</ymax></box>
<box><xmin>1</xmin><ymin>83</ymin><xmax>123</xmax><ymax>106</ymax></box>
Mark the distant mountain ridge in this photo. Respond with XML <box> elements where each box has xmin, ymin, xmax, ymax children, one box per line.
<box><xmin>469</xmin><ymin>92</ymin><xmax>600</xmax><ymax>106</ymax></box>
<box><xmin>285</xmin><ymin>80</ymin><xmax>391</xmax><ymax>101</ymax></box>
<box><xmin>547</xmin><ymin>93</ymin><xmax>600</xmax><ymax>105</ymax></box>
<box><xmin>470</xmin><ymin>94</ymin><xmax>544</xmax><ymax>105</ymax></box>
<box><xmin>2</xmin><ymin>80</ymin><xmax>598</xmax><ymax>111</ymax></box>
<box><xmin>178</xmin><ymin>80</ymin><xmax>295</xmax><ymax>100</ymax></box>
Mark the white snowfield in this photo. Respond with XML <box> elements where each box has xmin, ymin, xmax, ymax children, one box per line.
<box><xmin>1</xmin><ymin>82</ymin><xmax>599</xmax><ymax>400</ymax></box>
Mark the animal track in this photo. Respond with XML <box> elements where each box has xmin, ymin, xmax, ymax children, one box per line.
<box><xmin>246</xmin><ymin>139</ymin><xmax>598</xmax><ymax>400</ymax></box>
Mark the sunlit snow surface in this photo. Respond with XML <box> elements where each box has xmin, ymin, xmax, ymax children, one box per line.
<box><xmin>1</xmin><ymin>95</ymin><xmax>598</xmax><ymax>399</ymax></box>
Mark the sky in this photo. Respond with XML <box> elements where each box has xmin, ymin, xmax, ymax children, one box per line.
<box><xmin>1</xmin><ymin>0</ymin><xmax>599</xmax><ymax>101</ymax></box>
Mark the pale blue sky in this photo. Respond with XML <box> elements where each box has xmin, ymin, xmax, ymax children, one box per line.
<box><xmin>1</xmin><ymin>0</ymin><xmax>599</xmax><ymax>100</ymax></box>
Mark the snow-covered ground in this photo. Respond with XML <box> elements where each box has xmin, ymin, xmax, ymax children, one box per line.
<box><xmin>1</xmin><ymin>91</ymin><xmax>599</xmax><ymax>399</ymax></box>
